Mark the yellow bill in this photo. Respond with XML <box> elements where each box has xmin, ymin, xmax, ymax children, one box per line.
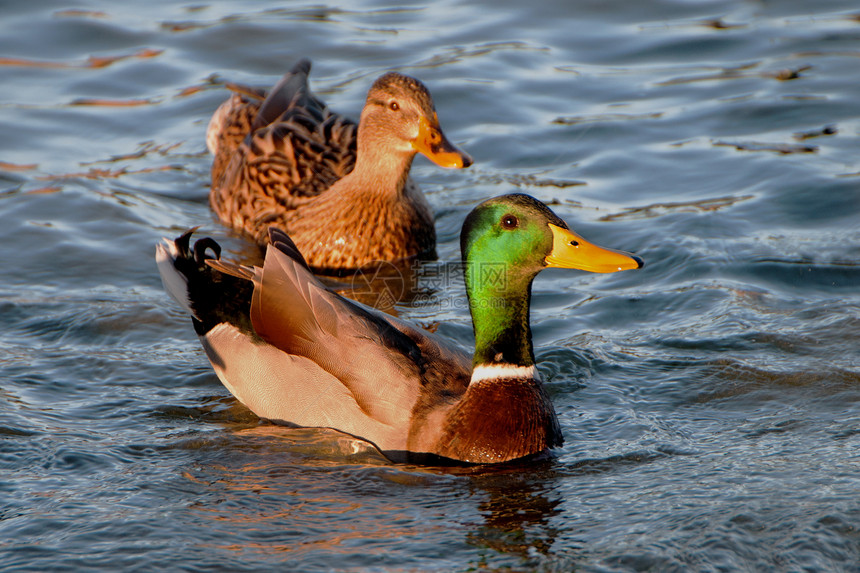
<box><xmin>412</xmin><ymin>114</ymin><xmax>473</xmax><ymax>169</ymax></box>
<box><xmin>545</xmin><ymin>223</ymin><xmax>643</xmax><ymax>273</ymax></box>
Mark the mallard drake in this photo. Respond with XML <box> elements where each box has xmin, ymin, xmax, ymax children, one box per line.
<box><xmin>156</xmin><ymin>193</ymin><xmax>643</xmax><ymax>464</ymax></box>
<box><xmin>207</xmin><ymin>59</ymin><xmax>472</xmax><ymax>273</ymax></box>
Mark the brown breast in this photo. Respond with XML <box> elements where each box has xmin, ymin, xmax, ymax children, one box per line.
<box><xmin>427</xmin><ymin>377</ymin><xmax>563</xmax><ymax>464</ymax></box>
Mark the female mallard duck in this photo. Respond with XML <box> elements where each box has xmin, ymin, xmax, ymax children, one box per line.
<box><xmin>207</xmin><ymin>59</ymin><xmax>472</xmax><ymax>273</ymax></box>
<box><xmin>156</xmin><ymin>194</ymin><xmax>642</xmax><ymax>464</ymax></box>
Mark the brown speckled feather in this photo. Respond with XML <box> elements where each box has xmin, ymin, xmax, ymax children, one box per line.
<box><xmin>206</xmin><ymin>59</ymin><xmax>471</xmax><ymax>272</ymax></box>
<box><xmin>206</xmin><ymin>86</ymin><xmax>265</xmax><ymax>183</ymax></box>
<box><xmin>209</xmin><ymin>60</ymin><xmax>358</xmax><ymax>222</ymax></box>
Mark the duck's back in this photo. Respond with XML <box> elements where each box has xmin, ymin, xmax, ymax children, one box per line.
<box><xmin>208</xmin><ymin>60</ymin><xmax>358</xmax><ymax>243</ymax></box>
<box><xmin>158</xmin><ymin>228</ymin><xmax>470</xmax><ymax>457</ymax></box>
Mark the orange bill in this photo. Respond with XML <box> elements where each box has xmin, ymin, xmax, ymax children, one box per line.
<box><xmin>545</xmin><ymin>223</ymin><xmax>643</xmax><ymax>273</ymax></box>
<box><xmin>412</xmin><ymin>114</ymin><xmax>473</xmax><ymax>169</ymax></box>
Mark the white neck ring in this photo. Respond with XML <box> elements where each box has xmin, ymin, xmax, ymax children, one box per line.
<box><xmin>470</xmin><ymin>364</ymin><xmax>540</xmax><ymax>385</ymax></box>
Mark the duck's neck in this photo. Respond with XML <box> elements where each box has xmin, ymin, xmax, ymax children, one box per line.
<box><xmin>434</xmin><ymin>273</ymin><xmax>562</xmax><ymax>462</ymax></box>
<box><xmin>340</xmin><ymin>130</ymin><xmax>415</xmax><ymax>198</ymax></box>
<box><xmin>466</xmin><ymin>266</ymin><xmax>537</xmax><ymax>372</ymax></box>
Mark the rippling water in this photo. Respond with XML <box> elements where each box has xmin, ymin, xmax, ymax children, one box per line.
<box><xmin>2</xmin><ymin>0</ymin><xmax>859</xmax><ymax>571</ymax></box>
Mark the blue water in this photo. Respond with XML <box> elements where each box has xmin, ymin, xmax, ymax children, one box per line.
<box><xmin>1</xmin><ymin>0</ymin><xmax>859</xmax><ymax>571</ymax></box>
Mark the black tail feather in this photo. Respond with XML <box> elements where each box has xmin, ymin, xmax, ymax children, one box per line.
<box><xmin>268</xmin><ymin>227</ymin><xmax>312</xmax><ymax>271</ymax></box>
<box><xmin>193</xmin><ymin>237</ymin><xmax>221</xmax><ymax>264</ymax></box>
<box><xmin>168</xmin><ymin>230</ymin><xmax>256</xmax><ymax>337</ymax></box>
<box><xmin>253</xmin><ymin>58</ymin><xmax>317</xmax><ymax>130</ymax></box>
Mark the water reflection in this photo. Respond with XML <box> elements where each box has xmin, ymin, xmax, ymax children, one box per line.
<box><xmin>464</xmin><ymin>465</ymin><xmax>566</xmax><ymax>567</ymax></box>
<box><xmin>180</xmin><ymin>423</ymin><xmax>682</xmax><ymax>570</ymax></box>
<box><xmin>179</xmin><ymin>425</ymin><xmax>575</xmax><ymax>568</ymax></box>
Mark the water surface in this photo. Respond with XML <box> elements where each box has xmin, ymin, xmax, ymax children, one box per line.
<box><xmin>1</xmin><ymin>0</ymin><xmax>859</xmax><ymax>571</ymax></box>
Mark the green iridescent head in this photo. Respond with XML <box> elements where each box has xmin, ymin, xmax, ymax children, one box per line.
<box><xmin>459</xmin><ymin>193</ymin><xmax>643</xmax><ymax>367</ymax></box>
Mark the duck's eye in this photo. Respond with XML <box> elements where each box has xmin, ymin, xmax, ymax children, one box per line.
<box><xmin>501</xmin><ymin>214</ymin><xmax>518</xmax><ymax>229</ymax></box>
<box><xmin>389</xmin><ymin>101</ymin><xmax>400</xmax><ymax>111</ymax></box>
